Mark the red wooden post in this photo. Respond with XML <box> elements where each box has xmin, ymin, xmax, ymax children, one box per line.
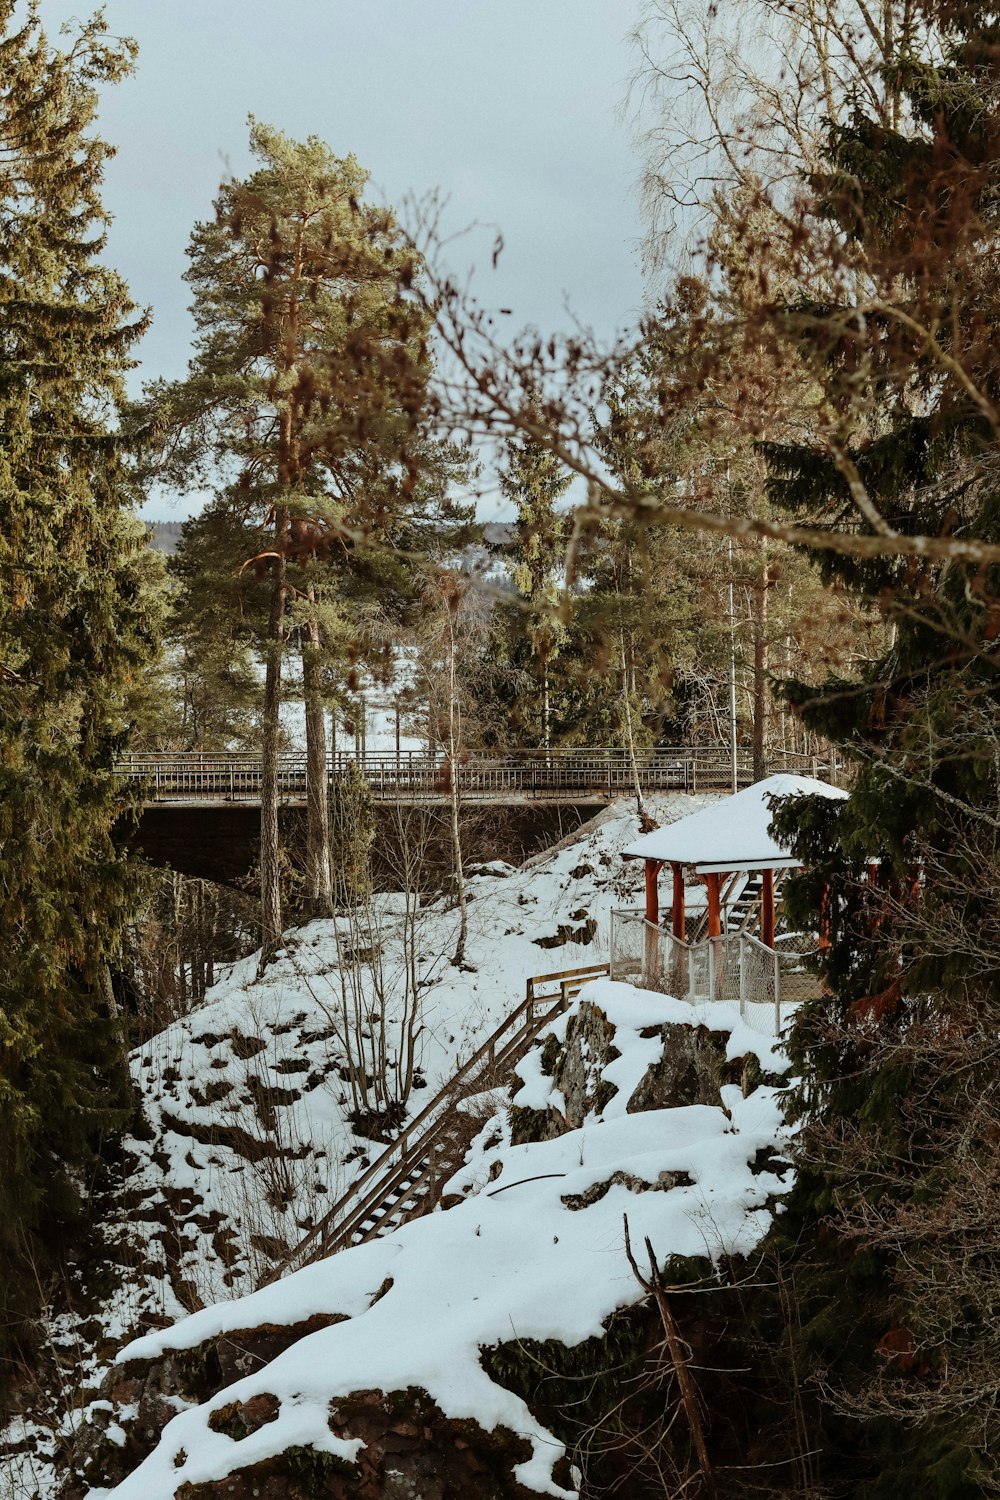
<box><xmin>644</xmin><ymin>859</ymin><xmax>662</xmax><ymax>926</ymax></box>
<box><xmin>644</xmin><ymin>859</ymin><xmax>662</xmax><ymax>985</ymax></box>
<box><xmin>761</xmin><ymin>867</ymin><xmax>775</xmax><ymax>949</ymax></box>
<box><xmin>671</xmin><ymin>862</ymin><xmax>685</xmax><ymax>941</ymax></box>
<box><xmin>706</xmin><ymin>872</ymin><xmax>723</xmax><ymax>939</ymax></box>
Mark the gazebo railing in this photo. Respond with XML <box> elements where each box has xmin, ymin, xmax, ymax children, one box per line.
<box><xmin>609</xmin><ymin>908</ymin><xmax>821</xmax><ymax>1033</ymax></box>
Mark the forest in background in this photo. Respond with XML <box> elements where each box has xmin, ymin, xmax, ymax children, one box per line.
<box><xmin>4</xmin><ymin>0</ymin><xmax>1000</xmax><ymax>1493</ymax></box>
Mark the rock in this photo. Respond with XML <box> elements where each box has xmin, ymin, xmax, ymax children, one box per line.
<box><xmin>229</xmin><ymin>1032</ymin><xmax>267</xmax><ymax>1060</ymax></box>
<box><xmin>211</xmin><ymin>1315</ymin><xmax>348</xmax><ymax>1389</ymax></box>
<box><xmin>561</xmin><ymin>1167</ymin><xmax>691</xmax><ymax>1210</ymax></box>
<box><xmin>532</xmin><ymin>917</ymin><xmax>597</xmax><ymax>949</ymax></box>
<box><xmin>552</xmin><ymin>1002</ymin><xmax>620</xmax><ymax>1128</ymax></box>
<box><xmin>626</xmin><ymin>1022</ymin><xmax>723</xmax><ymax>1112</ymax></box>
<box><xmin>206</xmin><ymin>1391</ymin><xmax>280</xmax><ymax>1439</ymax></box>
<box><xmin>511</xmin><ymin>1001</ymin><xmax>619</xmax><ymax>1144</ymax></box>
<box><xmin>512</xmin><ymin>1003</ymin><xmax>731</xmax><ymax>1150</ymax></box>
<box><xmin>62</xmin><ymin>1315</ymin><xmax>347</xmax><ymax>1497</ymax></box>
<box><xmin>170</xmin><ymin>1387</ymin><xmax>546</xmax><ymax>1499</ymax></box>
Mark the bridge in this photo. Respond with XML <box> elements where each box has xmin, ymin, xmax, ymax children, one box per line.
<box><xmin>121</xmin><ymin>747</ymin><xmax>837</xmax><ymax>886</ymax></box>
<box><xmin>118</xmin><ymin>745</ymin><xmax>833</xmax><ymax>806</ymax></box>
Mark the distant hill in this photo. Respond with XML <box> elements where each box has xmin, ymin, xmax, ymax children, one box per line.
<box><xmin>146</xmin><ymin>520</ymin><xmax>184</xmax><ymax>555</ymax></box>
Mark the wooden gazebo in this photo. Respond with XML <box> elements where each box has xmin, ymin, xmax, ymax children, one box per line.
<box><xmin>621</xmin><ymin>773</ymin><xmax>846</xmax><ymax>949</ymax></box>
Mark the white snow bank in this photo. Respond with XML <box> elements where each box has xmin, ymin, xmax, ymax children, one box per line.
<box><xmin>102</xmin><ymin>984</ymin><xmax>791</xmax><ymax>1500</ymax></box>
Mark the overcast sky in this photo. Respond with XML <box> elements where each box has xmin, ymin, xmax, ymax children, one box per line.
<box><xmin>38</xmin><ymin>1</ymin><xmax>651</xmax><ymax>515</ymax></box>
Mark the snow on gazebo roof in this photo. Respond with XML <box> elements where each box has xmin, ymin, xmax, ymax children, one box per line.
<box><xmin>621</xmin><ymin>773</ymin><xmax>847</xmax><ymax>874</ymax></box>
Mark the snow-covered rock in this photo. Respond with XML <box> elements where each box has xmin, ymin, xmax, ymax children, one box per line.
<box><xmin>78</xmin><ymin>979</ymin><xmax>792</xmax><ymax>1500</ymax></box>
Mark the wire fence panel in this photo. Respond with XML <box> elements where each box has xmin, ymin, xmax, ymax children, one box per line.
<box><xmin>608</xmin><ymin>909</ymin><xmax>647</xmax><ymax>983</ymax></box>
<box><xmin>610</xmin><ymin>910</ymin><xmax>820</xmax><ymax>1036</ymax></box>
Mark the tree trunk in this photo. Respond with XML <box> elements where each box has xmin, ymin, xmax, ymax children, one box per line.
<box><xmin>752</xmin><ymin>558</ymin><xmax>770</xmax><ymax>781</ymax></box>
<box><xmin>258</xmin><ymin>219</ymin><xmax>303</xmax><ymax>972</ymax></box>
<box><xmin>621</xmin><ymin>628</ymin><xmax>653</xmax><ymax>827</ymax></box>
<box><xmin>258</xmin><ymin>507</ymin><xmax>288</xmax><ymax>974</ymax></box>
<box><xmin>447</xmin><ymin>600</ymin><xmax>468</xmax><ymax>967</ymax></box>
<box><xmin>541</xmin><ymin>656</ymin><xmax>550</xmax><ymax>751</ymax></box>
<box><xmin>303</xmin><ymin>585</ymin><xmax>333</xmax><ymax>918</ymax></box>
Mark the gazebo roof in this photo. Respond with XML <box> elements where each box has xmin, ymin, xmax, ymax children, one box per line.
<box><xmin>621</xmin><ymin>773</ymin><xmax>847</xmax><ymax>874</ymax></box>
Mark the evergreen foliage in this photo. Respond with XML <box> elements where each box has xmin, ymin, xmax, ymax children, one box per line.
<box><xmin>165</xmin><ymin>506</ymin><xmax>264</xmax><ymax>750</ymax></box>
<box><xmin>497</xmin><ymin>428</ymin><xmax>571</xmax><ymax>747</ymax></box>
<box><xmin>0</xmin><ymin>2</ymin><xmax>157</xmax><ymax>1391</ymax></box>
<box><xmin>150</xmin><ymin>124</ymin><xmax>475</xmax><ymax>947</ymax></box>
<box><xmin>760</xmin><ymin>6</ymin><xmax>1000</xmax><ymax>1491</ymax></box>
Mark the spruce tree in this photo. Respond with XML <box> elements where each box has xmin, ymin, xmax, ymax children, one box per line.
<box><xmin>0</xmin><ymin>3</ymin><xmax>156</xmax><ymax>1388</ymax></box>
<box><xmin>167</xmin><ymin>506</ymin><xmax>265</xmax><ymax>751</ymax></box>
<box><xmin>755</xmin><ymin>6</ymin><xmax>1000</xmax><ymax>1492</ymax></box>
<box><xmin>498</xmin><ymin>430</ymin><xmax>571</xmax><ymax>748</ymax></box>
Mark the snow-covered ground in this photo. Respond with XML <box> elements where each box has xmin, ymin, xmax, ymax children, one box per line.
<box><xmin>91</xmin><ymin>981</ymin><xmax>792</xmax><ymax>1499</ymax></box>
<box><xmin>3</xmin><ymin>792</ymin><xmax>732</xmax><ymax>1498</ymax></box>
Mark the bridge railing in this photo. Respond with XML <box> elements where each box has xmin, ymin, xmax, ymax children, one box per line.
<box><xmin>117</xmin><ymin>746</ymin><xmax>838</xmax><ymax>804</ymax></box>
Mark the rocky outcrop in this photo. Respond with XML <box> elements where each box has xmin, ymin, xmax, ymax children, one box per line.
<box><xmin>625</xmin><ymin>1021</ymin><xmax>723</xmax><ymax>1113</ymax></box>
<box><xmin>511</xmin><ymin>1000</ymin><xmax>731</xmax><ymax>1146</ymax></box>
<box><xmin>71</xmin><ymin>1378</ymin><xmax>564</xmax><ymax>1500</ymax></box>
<box><xmin>63</xmin><ymin>1315</ymin><xmax>345</xmax><ymax>1498</ymax></box>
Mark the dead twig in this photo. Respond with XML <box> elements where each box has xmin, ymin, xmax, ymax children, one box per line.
<box><xmin>623</xmin><ymin>1213</ymin><xmax>715</xmax><ymax>1498</ymax></box>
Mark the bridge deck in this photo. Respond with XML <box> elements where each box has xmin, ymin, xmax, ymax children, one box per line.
<box><xmin>118</xmin><ymin>747</ymin><xmax>834</xmax><ymax>805</ymax></box>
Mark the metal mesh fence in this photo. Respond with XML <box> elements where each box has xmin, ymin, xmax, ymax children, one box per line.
<box><xmin>775</xmin><ymin>943</ymin><xmax>823</xmax><ymax>1005</ymax></box>
<box><xmin>609</xmin><ymin>909</ymin><xmax>646</xmax><ymax>983</ymax></box>
<box><xmin>610</xmin><ymin>911</ymin><xmax>820</xmax><ymax>1036</ymax></box>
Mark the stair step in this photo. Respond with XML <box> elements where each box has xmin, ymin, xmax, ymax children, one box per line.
<box><xmin>270</xmin><ymin>966</ymin><xmax>613</xmax><ymax>1280</ymax></box>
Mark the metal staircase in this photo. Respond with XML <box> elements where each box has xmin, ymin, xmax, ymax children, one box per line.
<box><xmin>259</xmin><ymin>963</ymin><xmax>609</xmax><ymax>1287</ymax></box>
<box><xmin>686</xmin><ymin>869</ymin><xmax>785</xmax><ymax>943</ymax></box>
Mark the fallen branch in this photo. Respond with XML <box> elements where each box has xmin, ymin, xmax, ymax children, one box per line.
<box><xmin>623</xmin><ymin>1213</ymin><xmax>715</xmax><ymax>1498</ymax></box>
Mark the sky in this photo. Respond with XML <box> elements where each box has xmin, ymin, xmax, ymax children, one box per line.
<box><xmin>37</xmin><ymin>1</ymin><xmax>652</xmax><ymax>516</ymax></box>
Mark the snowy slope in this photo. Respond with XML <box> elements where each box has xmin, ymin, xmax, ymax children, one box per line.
<box><xmin>116</xmin><ymin>793</ymin><xmax>718</xmax><ymax>1313</ymax></box>
<box><xmin>92</xmin><ymin>980</ymin><xmax>792</xmax><ymax>1499</ymax></box>
<box><xmin>2</xmin><ymin>793</ymin><xmax>720</xmax><ymax>1498</ymax></box>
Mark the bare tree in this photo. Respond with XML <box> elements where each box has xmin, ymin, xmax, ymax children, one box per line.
<box><xmin>307</xmin><ymin>797</ymin><xmax>446</xmax><ymax>1132</ymax></box>
<box><xmin>629</xmin><ymin>0</ymin><xmax>923</xmax><ymax>269</ymax></box>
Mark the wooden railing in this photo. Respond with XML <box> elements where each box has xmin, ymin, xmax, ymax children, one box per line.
<box><xmin>259</xmin><ymin>962</ymin><xmax>609</xmax><ymax>1287</ymax></box>
<box><xmin>118</xmin><ymin>746</ymin><xmax>838</xmax><ymax>805</ymax></box>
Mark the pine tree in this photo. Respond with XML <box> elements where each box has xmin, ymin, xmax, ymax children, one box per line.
<box><xmin>0</xmin><ymin>3</ymin><xmax>157</xmax><ymax>1386</ymax></box>
<box><xmin>149</xmin><ymin>123</ymin><xmax>472</xmax><ymax>956</ymax></box>
<box><xmin>754</xmin><ymin>7</ymin><xmax>1000</xmax><ymax>1491</ymax></box>
<box><xmin>498</xmin><ymin>429</ymin><xmax>571</xmax><ymax>749</ymax></box>
<box><xmin>166</xmin><ymin>506</ymin><xmax>266</xmax><ymax>751</ymax></box>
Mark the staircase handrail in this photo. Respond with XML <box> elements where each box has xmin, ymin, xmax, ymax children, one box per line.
<box><xmin>261</xmin><ymin>961</ymin><xmax>609</xmax><ymax>1285</ymax></box>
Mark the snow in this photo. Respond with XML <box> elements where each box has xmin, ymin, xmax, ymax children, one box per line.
<box><xmin>6</xmin><ymin>787</ymin><xmax>805</xmax><ymax>1499</ymax></box>
<box><xmin>99</xmin><ymin>977</ymin><xmax>792</xmax><ymax>1500</ymax></box>
<box><xmin>621</xmin><ymin>773</ymin><xmax>847</xmax><ymax>871</ymax></box>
